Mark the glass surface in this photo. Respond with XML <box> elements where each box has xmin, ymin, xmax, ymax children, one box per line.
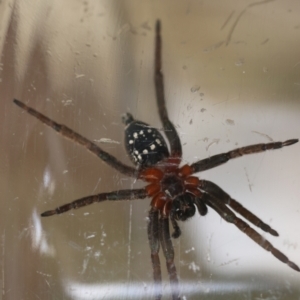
<box><xmin>1</xmin><ymin>1</ymin><xmax>300</xmax><ymax>299</ymax></box>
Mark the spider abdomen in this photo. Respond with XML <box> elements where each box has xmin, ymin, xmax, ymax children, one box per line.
<box><xmin>123</xmin><ymin>113</ymin><xmax>169</xmax><ymax>167</ymax></box>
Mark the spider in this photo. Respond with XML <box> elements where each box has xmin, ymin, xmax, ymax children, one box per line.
<box><xmin>14</xmin><ymin>20</ymin><xmax>299</xmax><ymax>300</ymax></box>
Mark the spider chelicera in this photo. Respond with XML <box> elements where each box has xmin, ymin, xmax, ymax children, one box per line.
<box><xmin>14</xmin><ymin>20</ymin><xmax>299</xmax><ymax>300</ymax></box>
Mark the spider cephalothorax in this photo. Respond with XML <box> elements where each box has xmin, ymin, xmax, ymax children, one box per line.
<box><xmin>13</xmin><ymin>20</ymin><xmax>299</xmax><ymax>300</ymax></box>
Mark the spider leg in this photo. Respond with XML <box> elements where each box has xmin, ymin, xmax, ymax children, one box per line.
<box><xmin>200</xmin><ymin>180</ymin><xmax>278</xmax><ymax>236</ymax></box>
<box><xmin>159</xmin><ymin>216</ymin><xmax>180</xmax><ymax>300</ymax></box>
<box><xmin>148</xmin><ymin>208</ymin><xmax>162</xmax><ymax>300</ymax></box>
<box><xmin>155</xmin><ymin>21</ymin><xmax>182</xmax><ymax>159</ymax></box>
<box><xmin>13</xmin><ymin>99</ymin><xmax>137</xmax><ymax>177</ymax></box>
<box><xmin>41</xmin><ymin>188</ymin><xmax>147</xmax><ymax>216</ymax></box>
<box><xmin>202</xmin><ymin>193</ymin><xmax>300</xmax><ymax>272</ymax></box>
<box><xmin>191</xmin><ymin>139</ymin><xmax>298</xmax><ymax>173</ymax></box>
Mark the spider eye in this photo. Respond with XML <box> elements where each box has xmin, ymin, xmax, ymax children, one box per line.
<box><xmin>172</xmin><ymin>193</ymin><xmax>196</xmax><ymax>221</ymax></box>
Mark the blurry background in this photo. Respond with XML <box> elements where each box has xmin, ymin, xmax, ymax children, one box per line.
<box><xmin>0</xmin><ymin>0</ymin><xmax>300</xmax><ymax>299</ymax></box>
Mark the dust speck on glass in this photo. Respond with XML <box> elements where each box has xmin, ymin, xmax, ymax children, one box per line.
<box><xmin>13</xmin><ymin>20</ymin><xmax>299</xmax><ymax>300</ymax></box>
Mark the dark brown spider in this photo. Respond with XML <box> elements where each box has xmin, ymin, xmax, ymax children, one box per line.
<box><xmin>14</xmin><ymin>20</ymin><xmax>299</xmax><ymax>300</ymax></box>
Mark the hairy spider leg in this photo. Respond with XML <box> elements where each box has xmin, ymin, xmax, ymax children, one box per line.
<box><xmin>200</xmin><ymin>180</ymin><xmax>279</xmax><ymax>236</ymax></box>
<box><xmin>202</xmin><ymin>193</ymin><xmax>300</xmax><ymax>272</ymax></box>
<box><xmin>155</xmin><ymin>20</ymin><xmax>182</xmax><ymax>160</ymax></box>
<box><xmin>148</xmin><ymin>208</ymin><xmax>162</xmax><ymax>300</ymax></box>
<box><xmin>13</xmin><ymin>99</ymin><xmax>137</xmax><ymax>177</ymax></box>
<box><xmin>141</xmin><ymin>20</ymin><xmax>185</xmax><ymax>299</ymax></box>
<box><xmin>190</xmin><ymin>139</ymin><xmax>298</xmax><ymax>173</ymax></box>
<box><xmin>148</xmin><ymin>198</ymin><xmax>181</xmax><ymax>300</ymax></box>
<box><xmin>159</xmin><ymin>217</ymin><xmax>180</xmax><ymax>300</ymax></box>
<box><xmin>41</xmin><ymin>189</ymin><xmax>147</xmax><ymax>216</ymax></box>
